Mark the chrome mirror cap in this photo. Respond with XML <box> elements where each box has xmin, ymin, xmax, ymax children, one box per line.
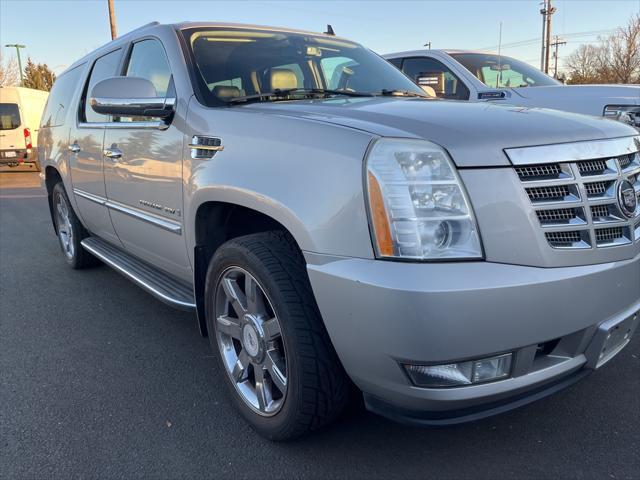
<box><xmin>89</xmin><ymin>76</ymin><xmax>175</xmax><ymax>119</ymax></box>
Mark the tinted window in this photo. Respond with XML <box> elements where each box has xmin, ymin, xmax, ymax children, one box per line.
<box><xmin>126</xmin><ymin>39</ymin><xmax>172</xmax><ymax>96</ymax></box>
<box><xmin>451</xmin><ymin>53</ymin><xmax>559</xmax><ymax>88</ymax></box>
<box><xmin>41</xmin><ymin>64</ymin><xmax>84</xmax><ymax>128</ymax></box>
<box><xmin>183</xmin><ymin>28</ymin><xmax>425</xmax><ymax>106</ymax></box>
<box><xmin>387</xmin><ymin>57</ymin><xmax>403</xmax><ymax>68</ymax></box>
<box><xmin>402</xmin><ymin>57</ymin><xmax>470</xmax><ymax>100</ymax></box>
<box><xmin>0</xmin><ymin>103</ymin><xmax>21</xmax><ymax>130</ymax></box>
<box><xmin>82</xmin><ymin>49</ymin><xmax>122</xmax><ymax>123</ymax></box>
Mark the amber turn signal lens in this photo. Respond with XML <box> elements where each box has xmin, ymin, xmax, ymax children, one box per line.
<box><xmin>367</xmin><ymin>171</ymin><xmax>394</xmax><ymax>256</ymax></box>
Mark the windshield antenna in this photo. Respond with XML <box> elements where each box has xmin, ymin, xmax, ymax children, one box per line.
<box><xmin>496</xmin><ymin>21</ymin><xmax>503</xmax><ymax>88</ymax></box>
<box><xmin>324</xmin><ymin>24</ymin><xmax>335</xmax><ymax>35</ymax></box>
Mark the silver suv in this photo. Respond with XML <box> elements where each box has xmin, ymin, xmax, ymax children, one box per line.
<box><xmin>39</xmin><ymin>22</ymin><xmax>640</xmax><ymax>440</ymax></box>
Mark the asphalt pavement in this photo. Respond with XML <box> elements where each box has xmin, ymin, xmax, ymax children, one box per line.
<box><xmin>1</xmin><ymin>172</ymin><xmax>639</xmax><ymax>479</ymax></box>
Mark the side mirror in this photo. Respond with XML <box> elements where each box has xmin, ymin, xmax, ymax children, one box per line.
<box><xmin>90</xmin><ymin>76</ymin><xmax>175</xmax><ymax>119</ymax></box>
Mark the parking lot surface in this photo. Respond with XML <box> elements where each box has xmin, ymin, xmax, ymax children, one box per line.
<box><xmin>1</xmin><ymin>172</ymin><xmax>639</xmax><ymax>479</ymax></box>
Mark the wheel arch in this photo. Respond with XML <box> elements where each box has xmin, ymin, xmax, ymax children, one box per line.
<box><xmin>191</xmin><ymin>197</ymin><xmax>313</xmax><ymax>337</ymax></box>
<box><xmin>45</xmin><ymin>166</ymin><xmax>64</xmax><ymax>234</ymax></box>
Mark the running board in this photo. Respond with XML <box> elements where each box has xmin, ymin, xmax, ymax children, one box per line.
<box><xmin>81</xmin><ymin>237</ymin><xmax>196</xmax><ymax>311</ymax></box>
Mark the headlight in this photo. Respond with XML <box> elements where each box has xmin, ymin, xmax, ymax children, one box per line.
<box><xmin>365</xmin><ymin>138</ymin><xmax>483</xmax><ymax>260</ymax></box>
<box><xmin>604</xmin><ymin>105</ymin><xmax>640</xmax><ymax>128</ymax></box>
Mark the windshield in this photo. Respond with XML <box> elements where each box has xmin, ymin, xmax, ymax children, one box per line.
<box><xmin>450</xmin><ymin>53</ymin><xmax>560</xmax><ymax>88</ymax></box>
<box><xmin>0</xmin><ymin>103</ymin><xmax>21</xmax><ymax>130</ymax></box>
<box><xmin>182</xmin><ymin>27</ymin><xmax>426</xmax><ymax>106</ymax></box>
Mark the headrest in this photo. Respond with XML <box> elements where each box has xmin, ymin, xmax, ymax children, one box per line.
<box><xmin>270</xmin><ymin>69</ymin><xmax>298</xmax><ymax>90</ymax></box>
<box><xmin>213</xmin><ymin>85</ymin><xmax>242</xmax><ymax>99</ymax></box>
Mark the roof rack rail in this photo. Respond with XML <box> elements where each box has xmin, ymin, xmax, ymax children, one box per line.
<box><xmin>122</xmin><ymin>21</ymin><xmax>160</xmax><ymax>37</ymax></box>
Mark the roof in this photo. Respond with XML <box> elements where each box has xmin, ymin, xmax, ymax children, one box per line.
<box><xmin>63</xmin><ymin>21</ymin><xmax>352</xmax><ymax>74</ymax></box>
<box><xmin>384</xmin><ymin>49</ymin><xmax>498</xmax><ymax>58</ymax></box>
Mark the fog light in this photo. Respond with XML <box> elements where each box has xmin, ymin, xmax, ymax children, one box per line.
<box><xmin>405</xmin><ymin>353</ymin><xmax>512</xmax><ymax>388</ymax></box>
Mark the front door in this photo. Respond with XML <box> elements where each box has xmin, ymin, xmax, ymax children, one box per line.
<box><xmin>102</xmin><ymin>38</ymin><xmax>190</xmax><ymax>281</ymax></box>
<box><xmin>69</xmin><ymin>48</ymin><xmax>123</xmax><ymax>246</ymax></box>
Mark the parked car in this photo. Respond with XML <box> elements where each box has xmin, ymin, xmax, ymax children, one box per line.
<box><xmin>0</xmin><ymin>86</ymin><xmax>49</xmax><ymax>170</ymax></box>
<box><xmin>384</xmin><ymin>50</ymin><xmax>640</xmax><ymax>129</ymax></box>
<box><xmin>40</xmin><ymin>22</ymin><xmax>640</xmax><ymax>440</ymax></box>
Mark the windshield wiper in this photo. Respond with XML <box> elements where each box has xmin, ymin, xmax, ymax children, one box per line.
<box><xmin>226</xmin><ymin>88</ymin><xmax>373</xmax><ymax>104</ymax></box>
<box><xmin>375</xmin><ymin>89</ymin><xmax>430</xmax><ymax>98</ymax></box>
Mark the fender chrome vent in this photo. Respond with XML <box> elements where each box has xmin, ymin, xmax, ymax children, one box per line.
<box><xmin>189</xmin><ymin>136</ymin><xmax>224</xmax><ymax>159</ymax></box>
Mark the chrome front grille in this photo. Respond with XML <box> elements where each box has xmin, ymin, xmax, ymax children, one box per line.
<box><xmin>577</xmin><ymin>159</ymin><xmax>610</xmax><ymax>176</ymax></box>
<box><xmin>515</xmin><ymin>163</ymin><xmax>563</xmax><ymax>180</ymax></box>
<box><xmin>509</xmin><ymin>139</ymin><xmax>640</xmax><ymax>250</ymax></box>
<box><xmin>595</xmin><ymin>226</ymin><xmax>629</xmax><ymax>246</ymax></box>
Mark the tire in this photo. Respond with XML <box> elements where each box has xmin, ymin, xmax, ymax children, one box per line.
<box><xmin>52</xmin><ymin>182</ymin><xmax>99</xmax><ymax>269</ymax></box>
<box><xmin>205</xmin><ymin>231</ymin><xmax>350</xmax><ymax>440</ymax></box>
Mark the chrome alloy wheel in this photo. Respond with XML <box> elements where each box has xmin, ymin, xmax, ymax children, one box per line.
<box><xmin>214</xmin><ymin>266</ymin><xmax>287</xmax><ymax>416</ymax></box>
<box><xmin>55</xmin><ymin>192</ymin><xmax>74</xmax><ymax>259</ymax></box>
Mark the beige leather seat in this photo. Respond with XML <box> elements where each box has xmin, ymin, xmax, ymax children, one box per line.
<box><xmin>213</xmin><ymin>85</ymin><xmax>243</xmax><ymax>100</ymax></box>
<box><xmin>270</xmin><ymin>69</ymin><xmax>298</xmax><ymax>90</ymax></box>
<box><xmin>420</xmin><ymin>85</ymin><xmax>437</xmax><ymax>97</ymax></box>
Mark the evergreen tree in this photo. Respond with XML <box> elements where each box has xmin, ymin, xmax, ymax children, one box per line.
<box><xmin>22</xmin><ymin>57</ymin><xmax>56</xmax><ymax>91</ymax></box>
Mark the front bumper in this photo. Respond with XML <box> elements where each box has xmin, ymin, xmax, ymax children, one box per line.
<box><xmin>306</xmin><ymin>251</ymin><xmax>640</xmax><ymax>423</ymax></box>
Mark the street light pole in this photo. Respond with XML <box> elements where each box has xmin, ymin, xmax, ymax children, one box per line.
<box><xmin>5</xmin><ymin>43</ymin><xmax>26</xmax><ymax>84</ymax></box>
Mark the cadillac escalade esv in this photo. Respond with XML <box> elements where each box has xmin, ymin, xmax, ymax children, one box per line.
<box><xmin>39</xmin><ymin>22</ymin><xmax>640</xmax><ymax>440</ymax></box>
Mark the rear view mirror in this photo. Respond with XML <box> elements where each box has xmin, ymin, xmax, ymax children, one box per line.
<box><xmin>489</xmin><ymin>64</ymin><xmax>510</xmax><ymax>71</ymax></box>
<box><xmin>90</xmin><ymin>76</ymin><xmax>175</xmax><ymax>119</ymax></box>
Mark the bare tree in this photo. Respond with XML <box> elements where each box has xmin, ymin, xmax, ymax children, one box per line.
<box><xmin>0</xmin><ymin>52</ymin><xmax>20</xmax><ymax>87</ymax></box>
<box><xmin>606</xmin><ymin>14</ymin><xmax>640</xmax><ymax>83</ymax></box>
<box><xmin>565</xmin><ymin>15</ymin><xmax>640</xmax><ymax>84</ymax></box>
<box><xmin>565</xmin><ymin>44</ymin><xmax>607</xmax><ymax>84</ymax></box>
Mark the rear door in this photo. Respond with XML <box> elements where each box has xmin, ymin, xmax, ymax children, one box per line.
<box><xmin>102</xmin><ymin>37</ymin><xmax>190</xmax><ymax>281</ymax></box>
<box><xmin>69</xmin><ymin>48</ymin><xmax>123</xmax><ymax>246</ymax></box>
<box><xmin>0</xmin><ymin>97</ymin><xmax>25</xmax><ymax>159</ymax></box>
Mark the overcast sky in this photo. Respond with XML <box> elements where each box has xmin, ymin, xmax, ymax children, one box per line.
<box><xmin>1</xmin><ymin>0</ymin><xmax>639</xmax><ymax>74</ymax></box>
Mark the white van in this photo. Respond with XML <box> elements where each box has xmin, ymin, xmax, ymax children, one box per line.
<box><xmin>0</xmin><ymin>86</ymin><xmax>49</xmax><ymax>170</ymax></box>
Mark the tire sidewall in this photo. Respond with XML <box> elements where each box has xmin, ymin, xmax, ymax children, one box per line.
<box><xmin>205</xmin><ymin>242</ymin><xmax>305</xmax><ymax>439</ymax></box>
<box><xmin>52</xmin><ymin>183</ymin><xmax>81</xmax><ymax>268</ymax></box>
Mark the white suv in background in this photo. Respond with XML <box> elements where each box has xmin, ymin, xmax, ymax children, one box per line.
<box><xmin>384</xmin><ymin>50</ymin><xmax>640</xmax><ymax>129</ymax></box>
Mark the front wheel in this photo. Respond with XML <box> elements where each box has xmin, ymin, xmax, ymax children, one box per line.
<box><xmin>205</xmin><ymin>231</ymin><xmax>349</xmax><ymax>440</ymax></box>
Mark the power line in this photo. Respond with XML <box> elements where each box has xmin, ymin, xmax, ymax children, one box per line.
<box><xmin>477</xmin><ymin>28</ymin><xmax>616</xmax><ymax>52</ymax></box>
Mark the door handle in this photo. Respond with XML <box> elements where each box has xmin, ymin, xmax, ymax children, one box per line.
<box><xmin>68</xmin><ymin>143</ymin><xmax>80</xmax><ymax>153</ymax></box>
<box><xmin>103</xmin><ymin>146</ymin><xmax>123</xmax><ymax>160</ymax></box>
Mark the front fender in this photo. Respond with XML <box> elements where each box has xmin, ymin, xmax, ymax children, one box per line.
<box><xmin>183</xmin><ymin>101</ymin><xmax>377</xmax><ymax>265</ymax></box>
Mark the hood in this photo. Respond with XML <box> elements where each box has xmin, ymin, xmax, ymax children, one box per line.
<box><xmin>510</xmin><ymin>84</ymin><xmax>640</xmax><ymax>113</ymax></box>
<box><xmin>242</xmin><ymin>97</ymin><xmax>636</xmax><ymax>167</ymax></box>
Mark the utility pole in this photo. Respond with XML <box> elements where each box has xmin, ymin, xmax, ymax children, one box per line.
<box><xmin>544</xmin><ymin>0</ymin><xmax>556</xmax><ymax>74</ymax></box>
<box><xmin>540</xmin><ymin>0</ymin><xmax>547</xmax><ymax>70</ymax></box>
<box><xmin>4</xmin><ymin>43</ymin><xmax>26</xmax><ymax>84</ymax></box>
<box><xmin>551</xmin><ymin>35</ymin><xmax>566</xmax><ymax>78</ymax></box>
<box><xmin>107</xmin><ymin>0</ymin><xmax>117</xmax><ymax>40</ymax></box>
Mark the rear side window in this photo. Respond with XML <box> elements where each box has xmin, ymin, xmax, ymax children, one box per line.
<box><xmin>387</xmin><ymin>57</ymin><xmax>402</xmax><ymax>69</ymax></box>
<box><xmin>401</xmin><ymin>57</ymin><xmax>470</xmax><ymax>100</ymax></box>
<box><xmin>125</xmin><ymin>39</ymin><xmax>172</xmax><ymax>97</ymax></box>
<box><xmin>41</xmin><ymin>64</ymin><xmax>84</xmax><ymax>128</ymax></box>
<box><xmin>0</xmin><ymin>103</ymin><xmax>21</xmax><ymax>130</ymax></box>
<box><xmin>82</xmin><ymin>48</ymin><xmax>122</xmax><ymax>123</ymax></box>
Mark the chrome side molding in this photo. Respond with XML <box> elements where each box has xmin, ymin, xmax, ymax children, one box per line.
<box><xmin>73</xmin><ymin>189</ymin><xmax>182</xmax><ymax>234</ymax></box>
